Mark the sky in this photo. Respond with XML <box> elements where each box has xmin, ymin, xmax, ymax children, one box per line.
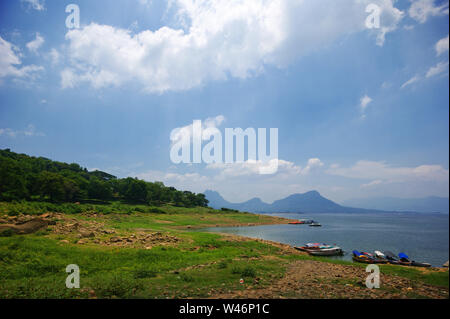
<box><xmin>0</xmin><ymin>0</ymin><xmax>449</xmax><ymax>204</ymax></box>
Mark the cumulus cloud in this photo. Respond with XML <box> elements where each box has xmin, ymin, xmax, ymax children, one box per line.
<box><xmin>0</xmin><ymin>124</ymin><xmax>45</xmax><ymax>138</ymax></box>
<box><xmin>206</xmin><ymin>158</ymin><xmax>323</xmax><ymax>178</ymax></box>
<box><xmin>21</xmin><ymin>0</ymin><xmax>45</xmax><ymax>11</ymax></box>
<box><xmin>49</xmin><ymin>48</ymin><xmax>60</xmax><ymax>65</ymax></box>
<box><xmin>435</xmin><ymin>35</ymin><xmax>449</xmax><ymax>56</ymax></box>
<box><xmin>61</xmin><ymin>0</ymin><xmax>403</xmax><ymax>92</ymax></box>
<box><xmin>0</xmin><ymin>36</ymin><xmax>43</xmax><ymax>80</ymax></box>
<box><xmin>426</xmin><ymin>61</ymin><xmax>449</xmax><ymax>78</ymax></box>
<box><xmin>26</xmin><ymin>32</ymin><xmax>44</xmax><ymax>53</ymax></box>
<box><xmin>408</xmin><ymin>0</ymin><xmax>449</xmax><ymax>23</ymax></box>
<box><xmin>327</xmin><ymin>160</ymin><xmax>449</xmax><ymax>183</ymax></box>
<box><xmin>136</xmin><ymin>157</ymin><xmax>326</xmax><ymax>202</ymax></box>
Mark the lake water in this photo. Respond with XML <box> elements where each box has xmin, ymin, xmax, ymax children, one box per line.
<box><xmin>204</xmin><ymin>212</ymin><xmax>449</xmax><ymax>267</ymax></box>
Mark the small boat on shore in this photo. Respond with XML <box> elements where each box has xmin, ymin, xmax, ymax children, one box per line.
<box><xmin>398</xmin><ymin>252</ymin><xmax>431</xmax><ymax>268</ymax></box>
<box><xmin>294</xmin><ymin>243</ymin><xmax>328</xmax><ymax>251</ymax></box>
<box><xmin>352</xmin><ymin>250</ymin><xmax>387</xmax><ymax>264</ymax></box>
<box><xmin>384</xmin><ymin>251</ymin><xmax>410</xmax><ymax>265</ymax></box>
<box><xmin>308</xmin><ymin>246</ymin><xmax>343</xmax><ymax>256</ymax></box>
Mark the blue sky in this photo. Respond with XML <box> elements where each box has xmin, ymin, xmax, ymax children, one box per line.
<box><xmin>0</xmin><ymin>0</ymin><xmax>449</xmax><ymax>203</ymax></box>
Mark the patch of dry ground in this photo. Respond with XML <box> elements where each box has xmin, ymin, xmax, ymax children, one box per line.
<box><xmin>212</xmin><ymin>258</ymin><xmax>449</xmax><ymax>299</ymax></box>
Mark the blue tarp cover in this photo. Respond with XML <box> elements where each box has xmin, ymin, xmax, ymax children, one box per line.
<box><xmin>398</xmin><ymin>252</ymin><xmax>409</xmax><ymax>259</ymax></box>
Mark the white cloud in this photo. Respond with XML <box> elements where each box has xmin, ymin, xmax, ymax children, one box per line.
<box><xmin>408</xmin><ymin>0</ymin><xmax>449</xmax><ymax>23</ymax></box>
<box><xmin>136</xmin><ymin>157</ymin><xmax>326</xmax><ymax>202</ymax></box>
<box><xmin>426</xmin><ymin>61</ymin><xmax>449</xmax><ymax>78</ymax></box>
<box><xmin>302</xmin><ymin>158</ymin><xmax>324</xmax><ymax>174</ymax></box>
<box><xmin>61</xmin><ymin>0</ymin><xmax>403</xmax><ymax>92</ymax></box>
<box><xmin>0</xmin><ymin>36</ymin><xmax>43</xmax><ymax>80</ymax></box>
<box><xmin>206</xmin><ymin>158</ymin><xmax>322</xmax><ymax>178</ymax></box>
<box><xmin>361</xmin><ymin>179</ymin><xmax>383</xmax><ymax>188</ymax></box>
<box><xmin>26</xmin><ymin>32</ymin><xmax>44</xmax><ymax>53</ymax></box>
<box><xmin>359</xmin><ymin>94</ymin><xmax>373</xmax><ymax>118</ymax></box>
<box><xmin>435</xmin><ymin>35</ymin><xmax>449</xmax><ymax>56</ymax></box>
<box><xmin>327</xmin><ymin>160</ymin><xmax>449</xmax><ymax>183</ymax></box>
<box><xmin>400</xmin><ymin>75</ymin><xmax>420</xmax><ymax>88</ymax></box>
<box><xmin>0</xmin><ymin>124</ymin><xmax>45</xmax><ymax>138</ymax></box>
<box><xmin>21</xmin><ymin>0</ymin><xmax>45</xmax><ymax>11</ymax></box>
<box><xmin>360</xmin><ymin>95</ymin><xmax>373</xmax><ymax>110</ymax></box>
<box><xmin>49</xmin><ymin>48</ymin><xmax>60</xmax><ymax>65</ymax></box>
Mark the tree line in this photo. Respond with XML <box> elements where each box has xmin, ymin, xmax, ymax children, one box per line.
<box><xmin>0</xmin><ymin>149</ymin><xmax>208</xmax><ymax>207</ymax></box>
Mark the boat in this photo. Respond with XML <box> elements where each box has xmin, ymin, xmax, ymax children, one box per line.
<box><xmin>398</xmin><ymin>252</ymin><xmax>431</xmax><ymax>268</ymax></box>
<box><xmin>308</xmin><ymin>246</ymin><xmax>343</xmax><ymax>256</ymax></box>
<box><xmin>384</xmin><ymin>251</ymin><xmax>431</xmax><ymax>267</ymax></box>
<box><xmin>352</xmin><ymin>250</ymin><xmax>387</xmax><ymax>264</ymax></box>
<box><xmin>374</xmin><ymin>250</ymin><xmax>389</xmax><ymax>263</ymax></box>
<box><xmin>309</xmin><ymin>222</ymin><xmax>322</xmax><ymax>227</ymax></box>
<box><xmin>384</xmin><ymin>251</ymin><xmax>411</xmax><ymax>266</ymax></box>
<box><xmin>288</xmin><ymin>220</ymin><xmax>305</xmax><ymax>225</ymax></box>
<box><xmin>294</xmin><ymin>243</ymin><xmax>329</xmax><ymax>251</ymax></box>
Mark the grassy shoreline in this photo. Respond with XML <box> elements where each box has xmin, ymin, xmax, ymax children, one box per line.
<box><xmin>0</xmin><ymin>201</ymin><xmax>448</xmax><ymax>299</ymax></box>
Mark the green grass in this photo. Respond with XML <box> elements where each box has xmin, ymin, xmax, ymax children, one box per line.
<box><xmin>0</xmin><ymin>200</ymin><xmax>447</xmax><ymax>298</ymax></box>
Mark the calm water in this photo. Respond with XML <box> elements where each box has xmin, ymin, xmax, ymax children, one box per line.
<box><xmin>204</xmin><ymin>212</ymin><xmax>449</xmax><ymax>267</ymax></box>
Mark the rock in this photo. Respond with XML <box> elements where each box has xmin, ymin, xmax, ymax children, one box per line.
<box><xmin>66</xmin><ymin>222</ymin><xmax>79</xmax><ymax>229</ymax></box>
<box><xmin>110</xmin><ymin>236</ymin><xmax>122</xmax><ymax>243</ymax></box>
<box><xmin>0</xmin><ymin>218</ymin><xmax>48</xmax><ymax>234</ymax></box>
<box><xmin>60</xmin><ymin>240</ymin><xmax>70</xmax><ymax>244</ymax></box>
<box><xmin>79</xmin><ymin>230</ymin><xmax>95</xmax><ymax>238</ymax></box>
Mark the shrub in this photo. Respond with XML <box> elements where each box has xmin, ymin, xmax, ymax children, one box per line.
<box><xmin>217</xmin><ymin>260</ymin><xmax>228</xmax><ymax>269</ymax></box>
<box><xmin>231</xmin><ymin>266</ymin><xmax>256</xmax><ymax>278</ymax></box>
<box><xmin>133</xmin><ymin>268</ymin><xmax>157</xmax><ymax>279</ymax></box>
<box><xmin>0</xmin><ymin>229</ymin><xmax>14</xmax><ymax>237</ymax></box>
<box><xmin>180</xmin><ymin>273</ymin><xmax>194</xmax><ymax>282</ymax></box>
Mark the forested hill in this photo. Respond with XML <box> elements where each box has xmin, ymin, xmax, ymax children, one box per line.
<box><xmin>0</xmin><ymin>149</ymin><xmax>208</xmax><ymax>207</ymax></box>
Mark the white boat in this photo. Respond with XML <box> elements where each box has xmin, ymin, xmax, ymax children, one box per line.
<box><xmin>308</xmin><ymin>247</ymin><xmax>343</xmax><ymax>256</ymax></box>
<box><xmin>309</xmin><ymin>222</ymin><xmax>322</xmax><ymax>227</ymax></box>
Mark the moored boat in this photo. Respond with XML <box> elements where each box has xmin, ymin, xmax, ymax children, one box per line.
<box><xmin>288</xmin><ymin>220</ymin><xmax>305</xmax><ymax>225</ymax></box>
<box><xmin>309</xmin><ymin>222</ymin><xmax>322</xmax><ymax>227</ymax></box>
<box><xmin>398</xmin><ymin>252</ymin><xmax>431</xmax><ymax>268</ymax></box>
<box><xmin>352</xmin><ymin>250</ymin><xmax>387</xmax><ymax>264</ymax></box>
<box><xmin>384</xmin><ymin>251</ymin><xmax>411</xmax><ymax>266</ymax></box>
<box><xmin>308</xmin><ymin>246</ymin><xmax>343</xmax><ymax>256</ymax></box>
<box><xmin>294</xmin><ymin>243</ymin><xmax>328</xmax><ymax>251</ymax></box>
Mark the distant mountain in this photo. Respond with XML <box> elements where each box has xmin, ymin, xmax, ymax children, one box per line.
<box><xmin>204</xmin><ymin>190</ymin><xmax>401</xmax><ymax>214</ymax></box>
<box><xmin>341</xmin><ymin>196</ymin><xmax>449</xmax><ymax>214</ymax></box>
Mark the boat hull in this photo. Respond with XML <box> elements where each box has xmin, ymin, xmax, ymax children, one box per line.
<box><xmin>352</xmin><ymin>255</ymin><xmax>387</xmax><ymax>264</ymax></box>
<box><xmin>308</xmin><ymin>248</ymin><xmax>343</xmax><ymax>256</ymax></box>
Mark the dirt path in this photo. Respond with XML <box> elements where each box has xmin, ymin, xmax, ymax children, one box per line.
<box><xmin>212</xmin><ymin>259</ymin><xmax>449</xmax><ymax>299</ymax></box>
